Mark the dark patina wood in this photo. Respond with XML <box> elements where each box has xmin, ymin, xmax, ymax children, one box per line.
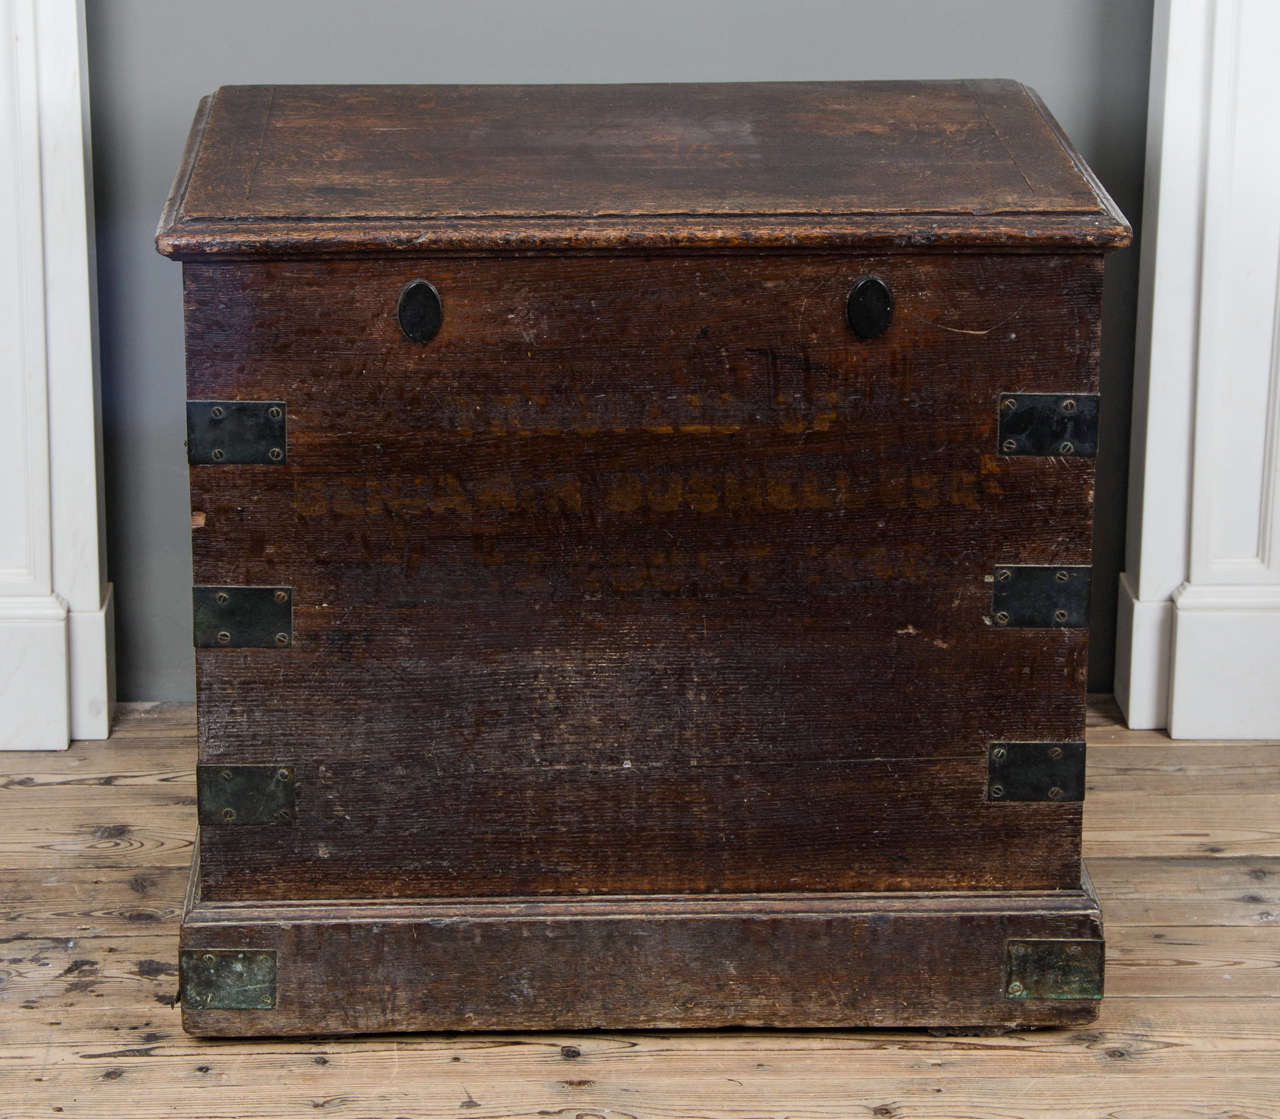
<box><xmin>180</xmin><ymin>873</ymin><xmax>1105</xmax><ymax>1035</ymax></box>
<box><xmin>157</xmin><ymin>81</ymin><xmax>1129</xmax><ymax>257</ymax></box>
<box><xmin>185</xmin><ymin>252</ymin><xmax>1098</xmax><ymax>901</ymax></box>
<box><xmin>158</xmin><ymin>80</ymin><xmax>1129</xmax><ymax>1034</ymax></box>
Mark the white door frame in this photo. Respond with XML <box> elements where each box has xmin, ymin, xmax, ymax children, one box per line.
<box><xmin>0</xmin><ymin>0</ymin><xmax>114</xmax><ymax>748</ymax></box>
<box><xmin>1116</xmin><ymin>0</ymin><xmax>1280</xmax><ymax>736</ymax></box>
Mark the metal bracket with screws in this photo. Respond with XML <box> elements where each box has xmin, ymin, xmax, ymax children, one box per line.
<box><xmin>193</xmin><ymin>586</ymin><xmax>293</xmax><ymax>648</ymax></box>
<box><xmin>997</xmin><ymin>393</ymin><xmax>1098</xmax><ymax>457</ymax></box>
<box><xmin>1004</xmin><ymin>938</ymin><xmax>1103</xmax><ymax>1000</ymax></box>
<box><xmin>179</xmin><ymin>949</ymin><xmax>278</xmax><ymax>1010</ymax></box>
<box><xmin>187</xmin><ymin>400</ymin><xmax>287</xmax><ymax>465</ymax></box>
<box><xmin>987</xmin><ymin>740</ymin><xmax>1085</xmax><ymax>802</ymax></box>
<box><xmin>990</xmin><ymin>565</ymin><xmax>1090</xmax><ymax>628</ymax></box>
<box><xmin>197</xmin><ymin>764</ymin><xmax>297</xmax><ymax>827</ymax></box>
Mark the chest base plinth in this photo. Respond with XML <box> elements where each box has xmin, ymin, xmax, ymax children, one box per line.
<box><xmin>179</xmin><ymin>856</ymin><xmax>1102</xmax><ymax>1035</ymax></box>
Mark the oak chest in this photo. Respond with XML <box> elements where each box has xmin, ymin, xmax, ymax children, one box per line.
<box><xmin>157</xmin><ymin>81</ymin><xmax>1130</xmax><ymax>1035</ymax></box>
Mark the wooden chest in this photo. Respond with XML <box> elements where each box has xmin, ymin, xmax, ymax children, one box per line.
<box><xmin>157</xmin><ymin>81</ymin><xmax>1129</xmax><ymax>1035</ymax></box>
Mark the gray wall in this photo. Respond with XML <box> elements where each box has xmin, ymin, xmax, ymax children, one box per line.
<box><xmin>87</xmin><ymin>0</ymin><xmax>1152</xmax><ymax>699</ymax></box>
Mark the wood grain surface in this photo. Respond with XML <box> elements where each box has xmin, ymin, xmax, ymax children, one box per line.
<box><xmin>155</xmin><ymin>81</ymin><xmax>1130</xmax><ymax>256</ymax></box>
<box><xmin>2</xmin><ymin>702</ymin><xmax>1278</xmax><ymax>1117</ymax></box>
<box><xmin>184</xmin><ymin>252</ymin><xmax>1100</xmax><ymax>900</ymax></box>
<box><xmin>179</xmin><ymin>887</ymin><xmax>1104</xmax><ymax>1035</ymax></box>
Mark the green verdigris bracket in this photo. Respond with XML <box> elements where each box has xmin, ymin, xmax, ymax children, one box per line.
<box><xmin>180</xmin><ymin>949</ymin><xmax>277</xmax><ymax>1010</ymax></box>
<box><xmin>1005</xmin><ymin>939</ymin><xmax>1104</xmax><ymax>1000</ymax></box>
<box><xmin>196</xmin><ymin>764</ymin><xmax>296</xmax><ymax>827</ymax></box>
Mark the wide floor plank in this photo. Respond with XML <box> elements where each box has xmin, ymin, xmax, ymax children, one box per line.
<box><xmin>6</xmin><ymin>1068</ymin><xmax>1278</xmax><ymax>1119</ymax></box>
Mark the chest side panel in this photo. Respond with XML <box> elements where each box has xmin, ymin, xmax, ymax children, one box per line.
<box><xmin>185</xmin><ymin>252</ymin><xmax>1101</xmax><ymax>900</ymax></box>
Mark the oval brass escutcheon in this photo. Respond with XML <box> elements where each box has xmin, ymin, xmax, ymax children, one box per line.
<box><xmin>397</xmin><ymin>279</ymin><xmax>444</xmax><ymax>343</ymax></box>
<box><xmin>846</xmin><ymin>275</ymin><xmax>893</xmax><ymax>339</ymax></box>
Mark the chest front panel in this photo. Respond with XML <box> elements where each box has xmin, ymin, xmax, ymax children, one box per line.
<box><xmin>185</xmin><ymin>251</ymin><xmax>1100</xmax><ymax>902</ymax></box>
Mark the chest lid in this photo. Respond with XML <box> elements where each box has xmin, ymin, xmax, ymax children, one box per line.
<box><xmin>156</xmin><ymin>80</ymin><xmax>1129</xmax><ymax>258</ymax></box>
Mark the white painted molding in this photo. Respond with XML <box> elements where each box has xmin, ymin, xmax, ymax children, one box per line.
<box><xmin>1171</xmin><ymin>0</ymin><xmax>1280</xmax><ymax>739</ymax></box>
<box><xmin>0</xmin><ymin>596</ymin><xmax>69</xmax><ymax>749</ymax></box>
<box><xmin>1114</xmin><ymin>572</ymin><xmax>1173</xmax><ymax>730</ymax></box>
<box><xmin>1120</xmin><ymin>0</ymin><xmax>1280</xmax><ymax>736</ymax></box>
<box><xmin>1114</xmin><ymin>0</ymin><xmax>1212</xmax><ymax>729</ymax></box>
<box><xmin>1170</xmin><ymin>581</ymin><xmax>1280</xmax><ymax>738</ymax></box>
<box><xmin>35</xmin><ymin>0</ymin><xmax>114</xmax><ymax>739</ymax></box>
<box><xmin>1188</xmin><ymin>0</ymin><xmax>1280</xmax><ymax>584</ymax></box>
<box><xmin>0</xmin><ymin>0</ymin><xmax>113</xmax><ymax>748</ymax></box>
<box><xmin>0</xmin><ymin>0</ymin><xmax>52</xmax><ymax>599</ymax></box>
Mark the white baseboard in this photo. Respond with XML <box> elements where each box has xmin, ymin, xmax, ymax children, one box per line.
<box><xmin>0</xmin><ymin>595</ymin><xmax>70</xmax><ymax>750</ymax></box>
<box><xmin>1169</xmin><ymin>582</ymin><xmax>1280</xmax><ymax>739</ymax></box>
<box><xmin>1113</xmin><ymin>570</ymin><xmax>1173</xmax><ymax>730</ymax></box>
<box><xmin>68</xmin><ymin>582</ymin><xmax>115</xmax><ymax>740</ymax></box>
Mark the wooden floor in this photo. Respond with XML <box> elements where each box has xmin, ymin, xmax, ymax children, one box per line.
<box><xmin>1</xmin><ymin>701</ymin><xmax>1277</xmax><ymax>1119</ymax></box>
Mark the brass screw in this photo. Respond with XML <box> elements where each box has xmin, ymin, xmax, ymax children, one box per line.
<box><xmin>220</xmin><ymin>768</ymin><xmax>233</xmax><ymax>781</ymax></box>
<box><xmin>210</xmin><ymin>405</ymin><xmax>225</xmax><ymax>419</ymax></box>
<box><xmin>1054</xmin><ymin>609</ymin><xmax>1069</xmax><ymax>623</ymax></box>
<box><xmin>990</xmin><ymin>784</ymin><xmax>1005</xmax><ymax>799</ymax></box>
<box><xmin>1055</xmin><ymin>570</ymin><xmax>1069</xmax><ymax>583</ymax></box>
<box><xmin>995</xmin><ymin>611</ymin><xmax>1010</xmax><ymax>625</ymax></box>
<box><xmin>274</xmin><ymin>632</ymin><xmax>290</xmax><ymax>646</ymax></box>
<box><xmin>1008</xmin><ymin>980</ymin><xmax>1024</xmax><ymax>995</ymax></box>
<box><xmin>276</xmin><ymin>768</ymin><xmax>292</xmax><ymax>782</ymax></box>
<box><xmin>267</xmin><ymin>406</ymin><xmax>283</xmax><ymax>421</ymax></box>
<box><xmin>1048</xmin><ymin>746</ymin><xmax>1063</xmax><ymax>760</ymax></box>
<box><xmin>221</xmin><ymin>807</ymin><xmax>236</xmax><ymax>821</ymax></box>
<box><xmin>1001</xmin><ymin>438</ymin><xmax>1018</xmax><ymax>453</ymax></box>
<box><xmin>273</xmin><ymin>589</ymin><xmax>288</xmax><ymax>604</ymax></box>
<box><xmin>216</xmin><ymin>630</ymin><xmax>231</xmax><ymax>644</ymax></box>
<box><xmin>268</xmin><ymin>447</ymin><xmax>284</xmax><ymax>462</ymax></box>
<box><xmin>1060</xmin><ymin>441</ymin><xmax>1075</xmax><ymax>455</ymax></box>
<box><xmin>215</xmin><ymin>591</ymin><xmax>230</xmax><ymax>604</ymax></box>
<box><xmin>1047</xmin><ymin>786</ymin><xmax>1065</xmax><ymax>801</ymax></box>
<box><xmin>202</xmin><ymin>953</ymin><xmax>214</xmax><ymax>964</ymax></box>
<box><xmin>211</xmin><ymin>448</ymin><xmax>225</xmax><ymax>462</ymax></box>
<box><xmin>1061</xmin><ymin>399</ymin><xmax>1077</xmax><ymax>413</ymax></box>
<box><xmin>1001</xmin><ymin>398</ymin><xmax>1017</xmax><ymax>411</ymax></box>
<box><xmin>997</xmin><ymin>569</ymin><xmax>1012</xmax><ymax>582</ymax></box>
<box><xmin>992</xmin><ymin>746</ymin><xmax>1007</xmax><ymax>762</ymax></box>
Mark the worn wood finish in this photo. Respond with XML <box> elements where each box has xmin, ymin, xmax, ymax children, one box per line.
<box><xmin>181</xmin><ymin>882</ymin><xmax>1103</xmax><ymax>1035</ymax></box>
<box><xmin>181</xmin><ymin>254</ymin><xmax>1102</xmax><ymax>393</ymax></box>
<box><xmin>5</xmin><ymin>703</ymin><xmax>1280</xmax><ymax>1117</ymax></box>
<box><xmin>157</xmin><ymin>81</ymin><xmax>1131</xmax><ymax>1032</ymax></box>
<box><xmin>155</xmin><ymin>81</ymin><xmax>1130</xmax><ymax>256</ymax></box>
<box><xmin>186</xmin><ymin>251</ymin><xmax>1099</xmax><ymax>900</ymax></box>
<box><xmin>194</xmin><ymin>753</ymin><xmax>1083</xmax><ymax>900</ymax></box>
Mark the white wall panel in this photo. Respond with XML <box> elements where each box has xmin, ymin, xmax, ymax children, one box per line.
<box><xmin>0</xmin><ymin>0</ymin><xmax>113</xmax><ymax>747</ymax></box>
